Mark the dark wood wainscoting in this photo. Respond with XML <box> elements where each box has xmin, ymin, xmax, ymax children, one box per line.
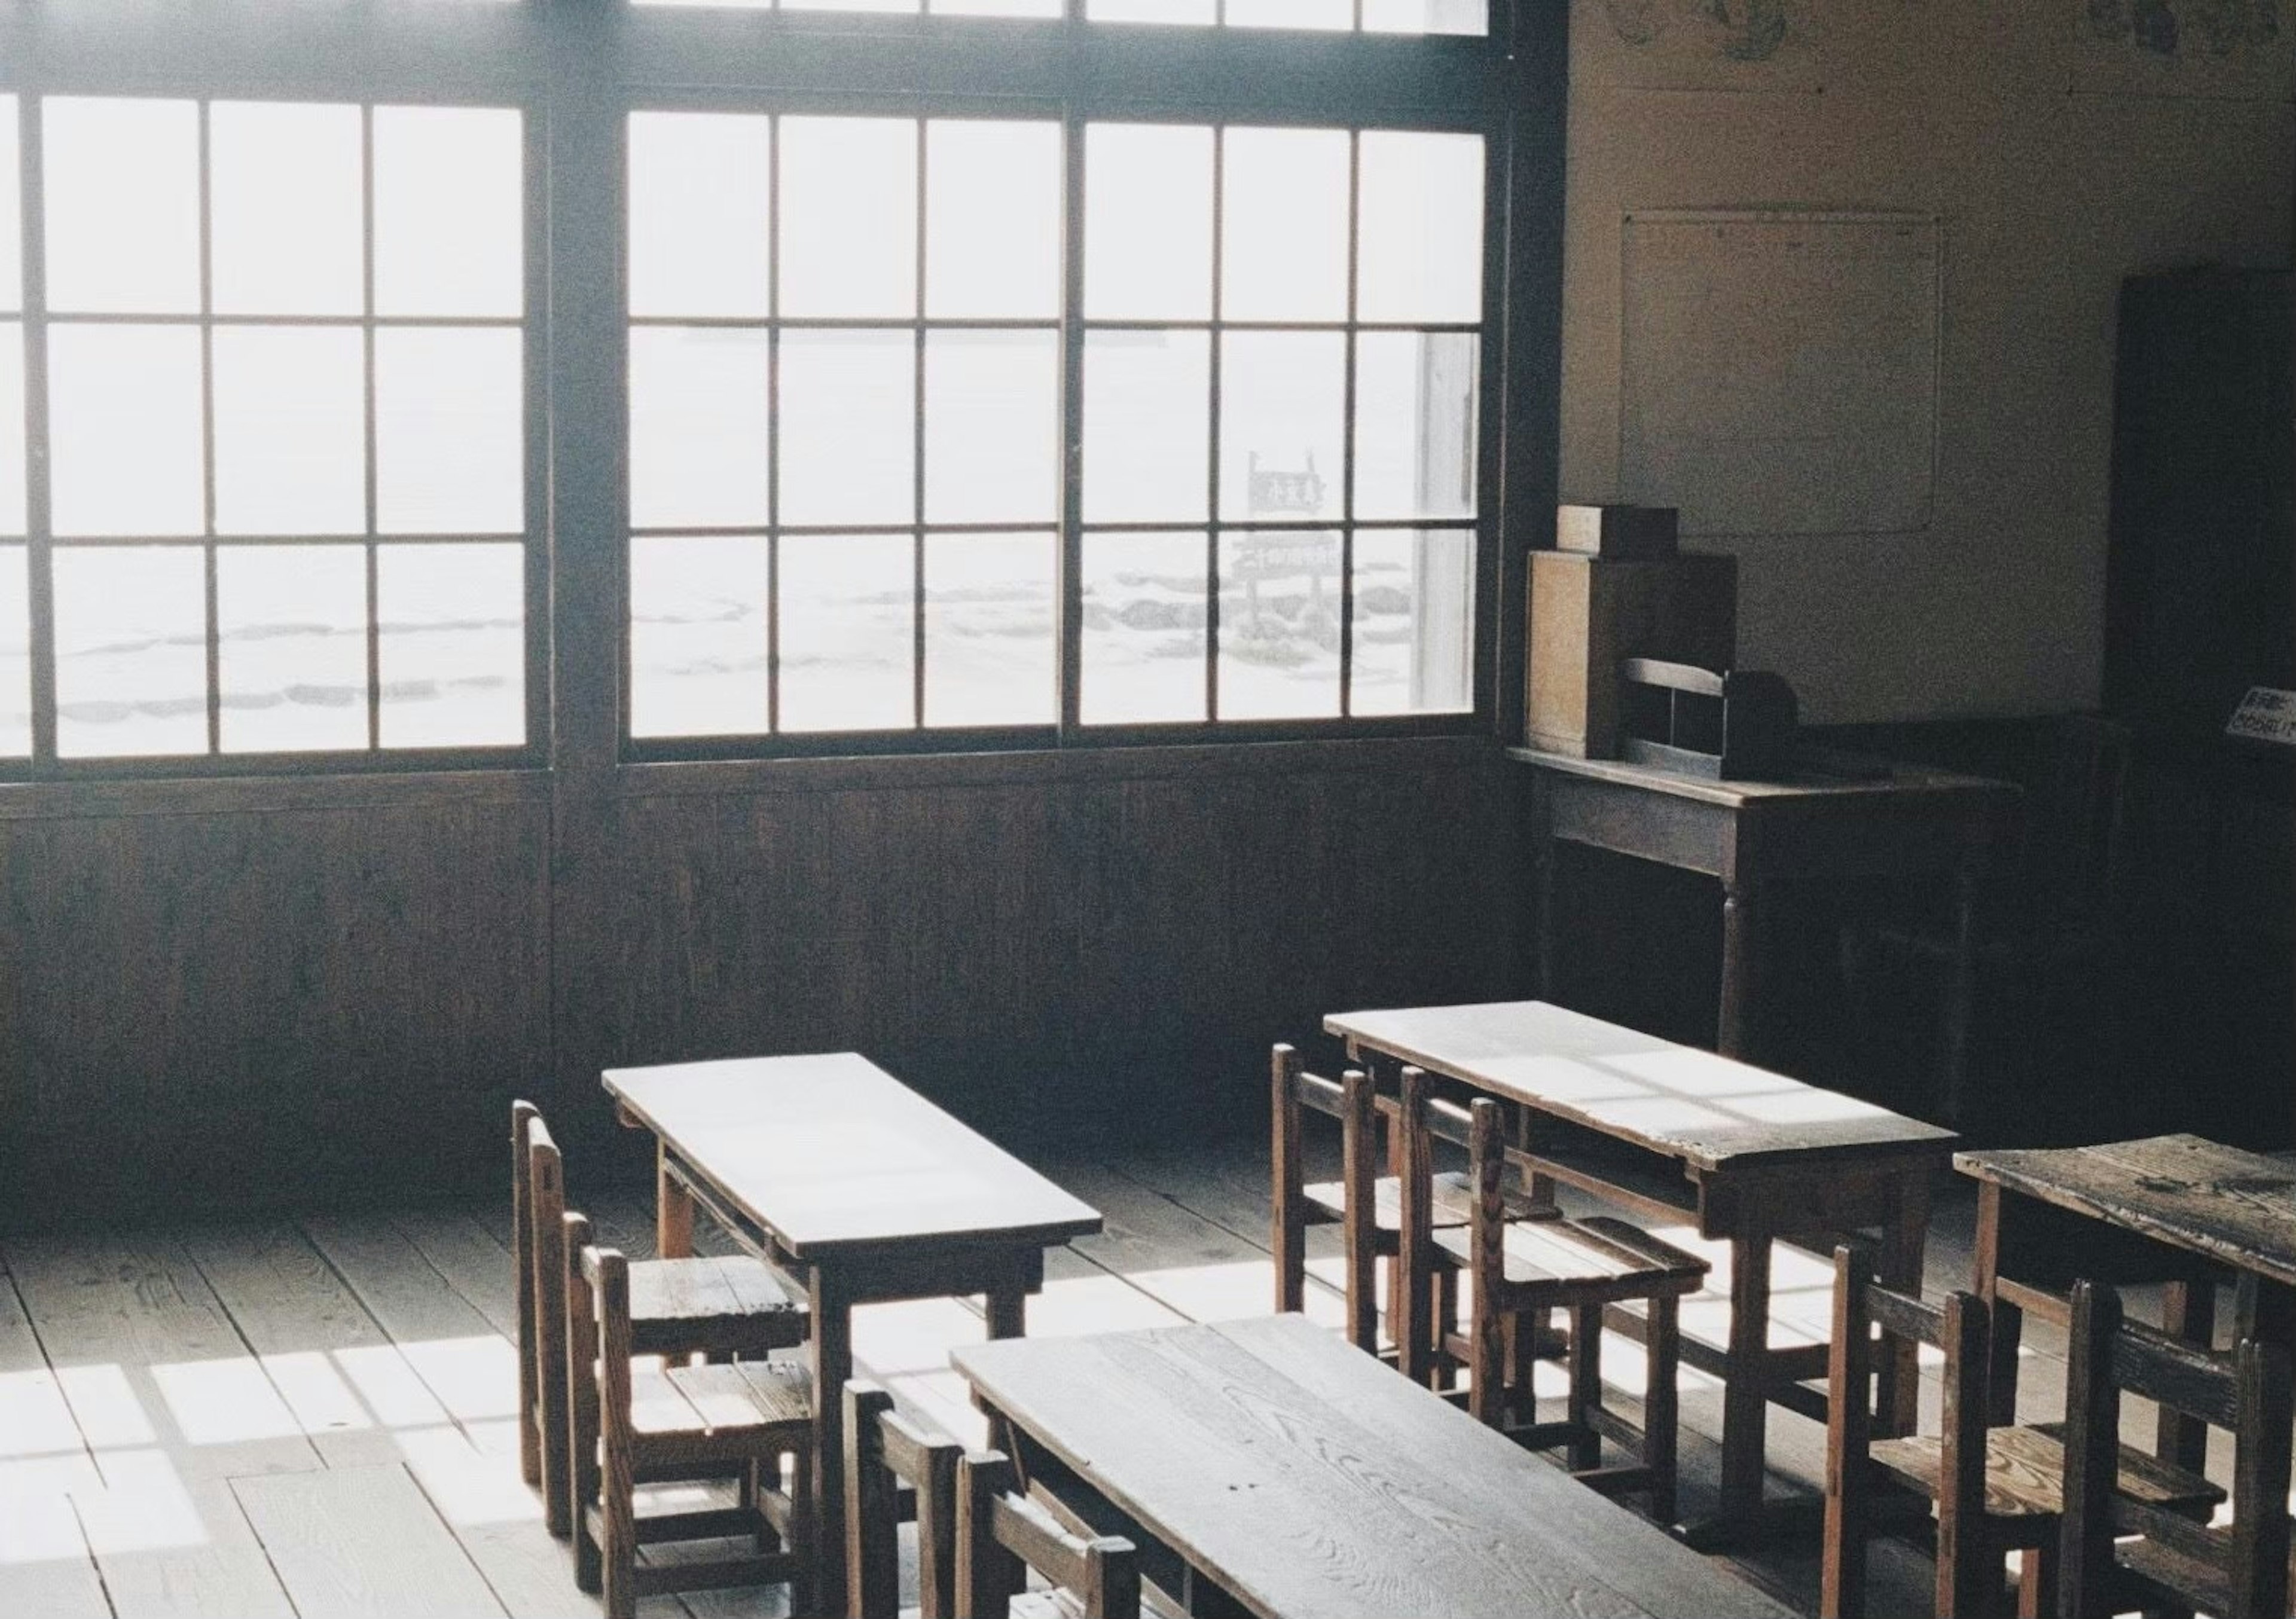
<box><xmin>0</xmin><ymin>738</ymin><xmax>1526</xmax><ymax>1227</ymax></box>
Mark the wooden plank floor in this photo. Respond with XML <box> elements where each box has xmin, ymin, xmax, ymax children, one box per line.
<box><xmin>0</xmin><ymin>1136</ymin><xmax>2221</xmax><ymax>1619</ymax></box>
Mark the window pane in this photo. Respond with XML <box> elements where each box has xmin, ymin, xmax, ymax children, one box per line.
<box><xmin>1220</xmin><ymin>331</ymin><xmax>1343</xmax><ymax>523</ymax></box>
<box><xmin>375</xmin><ymin>327</ymin><xmax>524</xmax><ymax>534</ymax></box>
<box><xmin>48</xmin><ymin>324</ymin><xmax>204</xmax><ymax>537</ymax></box>
<box><xmin>1357</xmin><ymin>132</ymin><xmax>1483</xmax><ymax>323</ymax></box>
<box><xmin>377</xmin><ymin>542</ymin><xmax>523</xmax><ymax>747</ymax></box>
<box><xmin>924</xmin><ymin>331</ymin><xmax>1057</xmax><ymax>526</ymax></box>
<box><xmin>1217</xmin><ymin>530</ymin><xmax>1340</xmax><ymax>719</ymax></box>
<box><xmin>926</xmin><ymin>120</ymin><xmax>1060</xmax><ymax>319</ymax></box>
<box><xmin>1085</xmin><ymin>124</ymin><xmax>1211</xmax><ymax>320</ymax></box>
<box><xmin>1220</xmin><ymin>127</ymin><xmax>1349</xmax><ymax>321</ymax></box>
<box><xmin>1351</xmin><ymin>527</ymin><xmax>1472</xmax><ymax>714</ymax></box>
<box><xmin>630</xmin><ymin>534</ymin><xmax>770</xmax><ymax>738</ymax></box>
<box><xmin>1362</xmin><ymin>0</ymin><xmax>1485</xmax><ymax>32</ymax></box>
<box><xmin>778</xmin><ymin>118</ymin><xmax>916</xmax><ymax>319</ymax></box>
<box><xmin>373</xmin><ymin>106</ymin><xmax>522</xmax><ymax>318</ymax></box>
<box><xmin>0</xmin><ymin>326</ymin><xmax>22</xmax><ymax>536</ymax></box>
<box><xmin>1082</xmin><ymin>329</ymin><xmax>1208</xmax><ymax>523</ymax></box>
<box><xmin>0</xmin><ymin>98</ymin><xmax>19</xmax><ymax>313</ymax></box>
<box><xmin>1354</xmin><ymin>330</ymin><xmax>1477</xmax><ymax>519</ymax></box>
<box><xmin>42</xmin><ymin>98</ymin><xmax>200</xmax><ymax>315</ymax></box>
<box><xmin>1081</xmin><ymin>531</ymin><xmax>1205</xmax><ymax>724</ymax></box>
<box><xmin>210</xmin><ymin>102</ymin><xmax>364</xmax><ymax>317</ymax></box>
<box><xmin>0</xmin><ymin>548</ymin><xmax>26</xmax><ymax>755</ymax></box>
<box><xmin>1226</xmin><ymin>0</ymin><xmax>1351</xmax><ymax>30</ymax></box>
<box><xmin>628</xmin><ymin>112</ymin><xmax>770</xmax><ymax>319</ymax></box>
<box><xmin>777</xmin><ymin>329</ymin><xmax>914</xmax><ymax>528</ymax></box>
<box><xmin>212</xmin><ymin>326</ymin><xmax>367</xmax><ymax>536</ymax></box>
<box><xmin>924</xmin><ymin>533</ymin><xmax>1054</xmax><ymax>727</ymax></box>
<box><xmin>784</xmin><ymin>0</ymin><xmax>918</xmax><ymax>13</ymax></box>
<box><xmin>54</xmin><ymin>546</ymin><xmax>207</xmax><ymax>757</ymax></box>
<box><xmin>1086</xmin><ymin>0</ymin><xmax>1216</xmax><ymax>23</ymax></box>
<box><xmin>778</xmin><ymin>533</ymin><xmax>914</xmax><ymax>732</ymax></box>
<box><xmin>629</xmin><ymin>327</ymin><xmax>770</xmax><ymax>529</ymax></box>
<box><xmin>217</xmin><ymin>545</ymin><xmax>368</xmax><ymax>753</ymax></box>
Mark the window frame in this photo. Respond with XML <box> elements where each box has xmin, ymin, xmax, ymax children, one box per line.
<box><xmin>0</xmin><ymin>0</ymin><xmax>1554</xmax><ymax>783</ymax></box>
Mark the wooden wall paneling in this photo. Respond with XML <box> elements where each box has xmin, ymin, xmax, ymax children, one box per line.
<box><xmin>0</xmin><ymin>799</ymin><xmax>552</xmax><ymax>1224</ymax></box>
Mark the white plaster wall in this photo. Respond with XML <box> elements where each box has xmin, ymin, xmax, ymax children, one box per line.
<box><xmin>1559</xmin><ymin>1</ymin><xmax>2295</xmax><ymax>721</ymax></box>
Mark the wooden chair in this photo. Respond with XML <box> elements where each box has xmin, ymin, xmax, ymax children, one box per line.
<box><xmin>512</xmin><ymin>1099</ymin><xmax>809</xmax><ymax>1538</ymax></box>
<box><xmin>1271</xmin><ymin>1045</ymin><xmax>1498</xmax><ymax>1366</ymax></box>
<box><xmin>957</xmin><ymin>1449</ymin><xmax>1140</xmax><ymax>1619</ymax></box>
<box><xmin>846</xmin><ymin>1380</ymin><xmax>962</xmax><ymax>1619</ymax></box>
<box><xmin>1822</xmin><ymin>1250</ymin><xmax>2222</xmax><ymax>1619</ymax></box>
<box><xmin>1432</xmin><ymin>1095</ymin><xmax>1708</xmax><ymax>1524</ymax></box>
<box><xmin>568</xmin><ymin>1238</ymin><xmax>817</xmax><ymax>1619</ymax></box>
<box><xmin>2058</xmin><ymin>1279</ymin><xmax>2292</xmax><ymax>1619</ymax></box>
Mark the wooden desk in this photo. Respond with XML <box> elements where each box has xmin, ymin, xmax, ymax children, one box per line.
<box><xmin>1958</xmin><ymin>1134</ymin><xmax>2296</xmax><ymax>1453</ymax></box>
<box><xmin>602</xmin><ymin>1053</ymin><xmax>1103</xmax><ymax>1616</ymax></box>
<box><xmin>955</xmin><ymin>1314</ymin><xmax>1796</xmax><ymax>1619</ymax></box>
<box><xmin>1326</xmin><ymin>999</ymin><xmax>1957</xmax><ymax>1547</ymax></box>
<box><xmin>1508</xmin><ymin>747</ymin><xmax>2015</xmax><ymax>1123</ymax></box>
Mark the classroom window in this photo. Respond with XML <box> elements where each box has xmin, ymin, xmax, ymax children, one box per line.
<box><xmin>626</xmin><ymin>112</ymin><xmax>1485</xmax><ymax>749</ymax></box>
<box><xmin>13</xmin><ymin>94</ymin><xmax>532</xmax><ymax>765</ymax></box>
<box><xmin>628</xmin><ymin>0</ymin><xmax>1484</xmax><ymax>33</ymax></box>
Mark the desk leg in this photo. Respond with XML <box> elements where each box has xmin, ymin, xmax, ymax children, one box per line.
<box><xmin>1718</xmin><ymin>879</ymin><xmax>1759</xmax><ymax>1060</ymax></box>
<box><xmin>1534</xmin><ymin>781</ymin><xmax>1559</xmax><ymax>1001</ymax></box>
<box><xmin>1939</xmin><ymin>863</ymin><xmax>1980</xmax><ymax>1128</ymax></box>
<box><xmin>808</xmin><ymin>1272</ymin><xmax>853</xmax><ymax>1619</ymax></box>
<box><xmin>1717</xmin><ymin>1221</ymin><xmax>1775</xmax><ymax>1532</ymax></box>
<box><xmin>1972</xmin><ymin>1183</ymin><xmax>2022</xmax><ymax>1425</ymax></box>
<box><xmin>2157</xmin><ymin>1280</ymin><xmax>2215</xmax><ymax>1471</ymax></box>
<box><xmin>657</xmin><ymin>1143</ymin><xmax>695</xmax><ymax>1259</ymax></box>
<box><xmin>1876</xmin><ymin>1171</ymin><xmax>1931</xmax><ymax>1440</ymax></box>
<box><xmin>985</xmin><ymin>1286</ymin><xmax>1027</xmax><ymax>1342</ymax></box>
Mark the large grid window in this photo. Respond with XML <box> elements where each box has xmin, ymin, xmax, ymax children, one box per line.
<box><xmin>13</xmin><ymin>94</ymin><xmax>530</xmax><ymax>764</ymax></box>
<box><xmin>628</xmin><ymin>112</ymin><xmax>1064</xmax><ymax>739</ymax></box>
<box><xmin>0</xmin><ymin>99</ymin><xmax>27</xmax><ymax>758</ymax></box>
<box><xmin>630</xmin><ymin>0</ymin><xmax>1486</xmax><ymax>35</ymax></box>
<box><xmin>1081</xmin><ymin>122</ymin><xmax>1480</xmax><ymax>726</ymax></box>
<box><xmin>626</xmin><ymin>112</ymin><xmax>1485</xmax><ymax>747</ymax></box>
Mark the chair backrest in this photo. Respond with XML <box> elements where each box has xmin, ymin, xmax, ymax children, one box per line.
<box><xmin>955</xmin><ymin>1450</ymin><xmax>1138</xmax><ymax>1619</ymax></box>
<box><xmin>519</xmin><ymin>1107</ymin><xmax>570</xmax><ymax>1425</ymax></box>
<box><xmin>2059</xmin><ymin>1279</ymin><xmax>2294</xmax><ymax>1619</ymax></box>
<box><xmin>573</xmin><ymin>1241</ymin><xmax>634</xmax><ymax>1452</ymax></box>
<box><xmin>844</xmin><ymin>1381</ymin><xmax>962</xmax><ymax>1619</ymax></box>
<box><xmin>1824</xmin><ymin>1243</ymin><xmax>1993</xmax><ymax>1619</ymax></box>
<box><xmin>1269</xmin><ymin>1043</ymin><xmax>1376</xmax><ymax>1205</ymax></box>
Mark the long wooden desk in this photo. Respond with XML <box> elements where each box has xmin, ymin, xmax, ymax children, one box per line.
<box><xmin>1958</xmin><ymin>1134</ymin><xmax>2296</xmax><ymax>1455</ymax></box>
<box><xmin>955</xmin><ymin>1314</ymin><xmax>1796</xmax><ymax>1619</ymax></box>
<box><xmin>1509</xmin><ymin>747</ymin><xmax>2016</xmax><ymax>1123</ymax></box>
<box><xmin>1326</xmin><ymin>999</ymin><xmax>1958</xmax><ymax>1547</ymax></box>
<box><xmin>602</xmin><ymin>1052</ymin><xmax>1103</xmax><ymax>1615</ymax></box>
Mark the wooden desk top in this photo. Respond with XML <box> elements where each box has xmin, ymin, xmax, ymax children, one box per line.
<box><xmin>1326</xmin><ymin>1001</ymin><xmax>1956</xmax><ymax>1173</ymax></box>
<box><xmin>1957</xmin><ymin>1134</ymin><xmax>2296</xmax><ymax>1290</ymax></box>
<box><xmin>602</xmin><ymin>1053</ymin><xmax>1103</xmax><ymax>1260</ymax></box>
<box><xmin>1507</xmin><ymin>746</ymin><xmax>2014</xmax><ymax>811</ymax></box>
<box><xmin>954</xmin><ymin>1314</ymin><xmax>1794</xmax><ymax>1619</ymax></box>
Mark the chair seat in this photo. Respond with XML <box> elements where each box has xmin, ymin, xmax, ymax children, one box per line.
<box><xmin>1431</xmin><ymin>1212</ymin><xmax>1707</xmax><ymax>1291</ymax></box>
<box><xmin>627</xmin><ymin>1256</ymin><xmax>808</xmax><ymax>1357</ymax></box>
<box><xmin>630</xmin><ymin>1360</ymin><xmax>813</xmax><ymax>1443</ymax></box>
<box><xmin>1868</xmin><ymin>1424</ymin><xmax>2222</xmax><ymax>1521</ymax></box>
<box><xmin>1302</xmin><ymin>1170</ymin><xmax>1535</xmax><ymax>1232</ymax></box>
<box><xmin>1010</xmin><ymin>1589</ymin><xmax>1088</xmax><ymax>1619</ymax></box>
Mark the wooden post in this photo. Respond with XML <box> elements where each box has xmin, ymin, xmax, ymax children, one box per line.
<box><xmin>1645</xmin><ymin>1292</ymin><xmax>1680</xmax><ymax>1528</ymax></box>
<box><xmin>844</xmin><ymin>1383</ymin><xmax>899</xmax><ymax>1619</ymax></box>
<box><xmin>1270</xmin><ymin>1044</ymin><xmax>1304</xmax><ymax>1315</ymax></box>
<box><xmin>657</xmin><ymin>1140</ymin><xmax>695</xmax><ymax>1259</ymax></box>
<box><xmin>810</xmin><ymin>1270</ymin><xmax>854</xmax><ymax>1619</ymax></box>
<box><xmin>2230</xmin><ymin>1339</ymin><xmax>2294</xmax><ymax>1619</ymax></box>
<box><xmin>511</xmin><ymin>1101</ymin><xmax>539</xmax><ymax>1489</ymax></box>
<box><xmin>1396</xmin><ymin>1068</ymin><xmax>1434</xmax><ymax>1386</ymax></box>
<box><xmin>1821</xmin><ymin>1245</ymin><xmax>1871</xmax><ymax>1619</ymax></box>
<box><xmin>955</xmin><ymin>1452</ymin><xmax>1024</xmax><ymax>1615</ymax></box>
<box><xmin>1339</xmin><ymin>1069</ymin><xmax>1378</xmax><ymax>1355</ymax></box>
<box><xmin>2057</xmin><ymin>1281</ymin><xmax>2120</xmax><ymax>1619</ymax></box>
<box><xmin>1468</xmin><ymin>1099</ymin><xmax>1507</xmax><ymax>1428</ymax></box>
<box><xmin>564</xmin><ymin>1212</ymin><xmax>603</xmax><ymax>1596</ymax></box>
<box><xmin>1936</xmin><ymin>1292</ymin><xmax>2002</xmax><ymax>1619</ymax></box>
<box><xmin>596</xmin><ymin>1250</ymin><xmax>637</xmax><ymax>1619</ymax></box>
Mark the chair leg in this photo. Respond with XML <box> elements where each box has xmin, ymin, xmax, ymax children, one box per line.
<box><xmin>2014</xmin><ymin>1547</ymin><xmax>2056</xmax><ymax>1619</ymax></box>
<box><xmin>1644</xmin><ymin>1294</ymin><xmax>1680</xmax><ymax>1527</ymax></box>
<box><xmin>1431</xmin><ymin>1262</ymin><xmax>1460</xmax><ymax>1390</ymax></box>
<box><xmin>786</xmin><ymin>1445</ymin><xmax>816</xmax><ymax>1618</ymax></box>
<box><xmin>1469</xmin><ymin>1294</ymin><xmax>1506</xmax><ymax>1428</ymax></box>
<box><xmin>1568</xmin><ymin>1302</ymin><xmax>1603</xmax><ymax>1472</ymax></box>
<box><xmin>602</xmin><ymin>1443</ymin><xmax>638</xmax><ymax>1619</ymax></box>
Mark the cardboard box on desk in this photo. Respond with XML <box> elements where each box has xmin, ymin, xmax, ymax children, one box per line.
<box><xmin>1524</xmin><ymin>551</ymin><xmax>1737</xmax><ymax>758</ymax></box>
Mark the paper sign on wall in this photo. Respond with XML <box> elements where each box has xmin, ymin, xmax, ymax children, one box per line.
<box><xmin>2226</xmin><ymin>686</ymin><xmax>2296</xmax><ymax>746</ymax></box>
